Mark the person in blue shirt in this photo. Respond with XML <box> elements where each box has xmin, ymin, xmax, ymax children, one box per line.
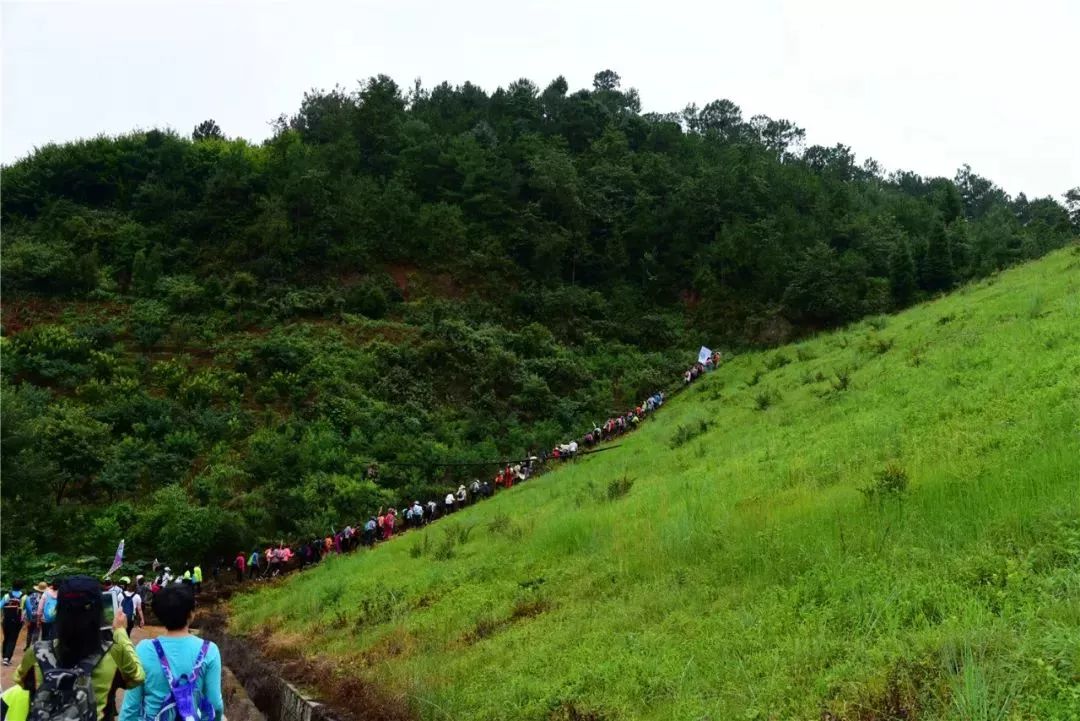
<box><xmin>119</xmin><ymin>585</ymin><xmax>223</xmax><ymax>721</ymax></box>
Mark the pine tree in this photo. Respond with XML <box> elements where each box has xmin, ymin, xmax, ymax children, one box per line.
<box><xmin>921</xmin><ymin>224</ymin><xmax>955</xmax><ymax>292</ymax></box>
<box><xmin>889</xmin><ymin>239</ymin><xmax>917</xmax><ymax>306</ymax></box>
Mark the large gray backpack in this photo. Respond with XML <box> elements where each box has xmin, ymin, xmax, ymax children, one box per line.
<box><xmin>28</xmin><ymin>636</ymin><xmax>112</xmax><ymax>721</ymax></box>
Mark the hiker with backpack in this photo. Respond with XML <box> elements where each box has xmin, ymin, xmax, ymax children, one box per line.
<box><xmin>118</xmin><ymin>579</ymin><xmax>144</xmax><ymax>637</ymax></box>
<box><xmin>38</xmin><ymin>582</ymin><xmax>59</xmax><ymax>642</ymax></box>
<box><xmin>24</xmin><ymin>582</ymin><xmax>47</xmax><ymax>650</ymax></box>
<box><xmin>14</xmin><ymin>575</ymin><xmax>145</xmax><ymax>721</ymax></box>
<box><xmin>119</xmin><ymin>584</ymin><xmax>223</xmax><ymax>721</ymax></box>
<box><xmin>2</xmin><ymin>581</ymin><xmax>26</xmax><ymax>665</ymax></box>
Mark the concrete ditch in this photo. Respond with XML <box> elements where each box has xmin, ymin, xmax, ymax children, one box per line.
<box><xmin>198</xmin><ymin>614</ymin><xmax>339</xmax><ymax>721</ymax></box>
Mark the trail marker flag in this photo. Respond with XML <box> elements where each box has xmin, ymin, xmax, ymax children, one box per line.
<box><xmin>106</xmin><ymin>540</ymin><xmax>124</xmax><ymax>577</ymax></box>
<box><xmin>698</xmin><ymin>346</ymin><xmax>713</xmax><ymax>364</ymax></box>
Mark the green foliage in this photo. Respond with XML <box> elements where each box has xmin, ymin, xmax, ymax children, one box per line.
<box><xmin>605</xmin><ymin>474</ymin><xmax>634</xmax><ymax>500</ymax></box>
<box><xmin>860</xmin><ymin>460</ymin><xmax>910</xmax><ymax>503</ymax></box>
<box><xmin>670</xmin><ymin>419</ymin><xmax>712</xmax><ymax>448</ymax></box>
<box><xmin>344</xmin><ymin>280</ymin><xmax>389</xmax><ymax>319</ymax></box>
<box><xmin>753</xmin><ymin>388</ymin><xmax>779</xmax><ymax>410</ymax></box>
<box><xmin>130</xmin><ymin>299</ymin><xmax>170</xmax><ymax>349</ymax></box>
<box><xmin>764</xmin><ymin>352</ymin><xmax>792</xmax><ymax>370</ymax></box>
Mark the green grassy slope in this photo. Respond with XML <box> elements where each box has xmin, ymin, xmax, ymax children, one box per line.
<box><xmin>230</xmin><ymin>248</ymin><xmax>1080</xmax><ymax>721</ymax></box>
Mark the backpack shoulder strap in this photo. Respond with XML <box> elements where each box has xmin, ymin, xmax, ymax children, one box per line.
<box><xmin>191</xmin><ymin>641</ymin><xmax>212</xmax><ymax>681</ymax></box>
<box><xmin>76</xmin><ymin>646</ymin><xmax>107</xmax><ymax>677</ymax></box>
<box><xmin>151</xmin><ymin>639</ymin><xmax>176</xmax><ymax>685</ymax></box>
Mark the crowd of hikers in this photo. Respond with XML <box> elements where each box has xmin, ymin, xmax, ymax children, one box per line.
<box><xmin>221</xmin><ymin>352</ymin><xmax>722</xmax><ymax>583</ymax></box>
<box><xmin>1</xmin><ymin>578</ymin><xmax>221</xmax><ymax>721</ymax></box>
<box><xmin>0</xmin><ymin>350</ymin><xmax>722</xmax><ymax>721</ymax></box>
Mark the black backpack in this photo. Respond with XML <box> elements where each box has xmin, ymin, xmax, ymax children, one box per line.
<box><xmin>2</xmin><ymin>591</ymin><xmax>23</xmax><ymax>623</ymax></box>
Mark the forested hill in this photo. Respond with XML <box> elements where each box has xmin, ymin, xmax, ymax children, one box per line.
<box><xmin>1</xmin><ymin>70</ymin><xmax>1075</xmax><ymax>571</ymax></box>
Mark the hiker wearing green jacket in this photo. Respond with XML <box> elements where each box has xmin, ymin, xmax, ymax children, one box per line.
<box><xmin>14</xmin><ymin>576</ymin><xmax>145</xmax><ymax>721</ymax></box>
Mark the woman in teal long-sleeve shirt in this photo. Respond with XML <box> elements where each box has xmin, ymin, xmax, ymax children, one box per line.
<box><xmin>120</xmin><ymin>585</ymin><xmax>223</xmax><ymax>721</ymax></box>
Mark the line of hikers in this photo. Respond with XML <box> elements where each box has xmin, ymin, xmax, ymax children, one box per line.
<box><xmin>224</xmin><ymin>381</ymin><xmax>713</xmax><ymax>584</ymax></box>
<box><xmin>222</xmin><ymin>352</ymin><xmax>729</xmax><ymax>583</ymax></box>
<box><xmin>0</xmin><ymin>577</ymin><xmax>222</xmax><ymax>721</ymax></box>
<box><xmin>683</xmin><ymin>351</ymin><xmax>722</xmax><ymax>385</ymax></box>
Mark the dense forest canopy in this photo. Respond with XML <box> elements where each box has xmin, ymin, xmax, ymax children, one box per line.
<box><xmin>2</xmin><ymin>70</ymin><xmax>1075</xmax><ymax>573</ymax></box>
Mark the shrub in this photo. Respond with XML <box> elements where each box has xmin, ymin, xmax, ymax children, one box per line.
<box><xmin>129</xmin><ymin>300</ymin><xmax>170</xmax><ymax>350</ymax></box>
<box><xmin>408</xmin><ymin>533</ymin><xmax>432</xmax><ymax>559</ymax></box>
<box><xmin>345</xmin><ymin>281</ymin><xmax>389</xmax><ymax>319</ymax></box>
<box><xmin>765</xmin><ymin>353</ymin><xmax>792</xmax><ymax>370</ymax></box>
<box><xmin>865</xmin><ymin>335</ymin><xmax>895</xmax><ymax>355</ymax></box>
<box><xmin>860</xmin><ymin>460</ymin><xmax>910</xmax><ymax>503</ymax></box>
<box><xmin>670</xmin><ymin>419</ymin><xmax>712</xmax><ymax>448</ymax></box>
<box><xmin>746</xmin><ymin>369</ymin><xmax>764</xmax><ymax>387</ymax></box>
<box><xmin>432</xmin><ymin>539</ymin><xmax>456</xmax><ymax>561</ymax></box>
<box><xmin>445</xmin><ymin>523</ymin><xmax>475</xmax><ymax>547</ymax></box>
<box><xmin>831</xmin><ymin>368</ymin><xmax>852</xmax><ymax>392</ymax></box>
<box><xmin>227</xmin><ymin>271</ymin><xmax>258</xmax><ymax>298</ymax></box>
<box><xmin>179</xmin><ymin>369</ymin><xmax>245</xmax><ymax>406</ymax></box>
<box><xmin>754</xmin><ymin>389</ymin><xmax>778</xmax><ymax>411</ymax></box>
<box><xmin>7</xmin><ymin>325</ymin><xmax>95</xmax><ymax>384</ymax></box>
<box><xmin>487</xmin><ymin>513</ymin><xmax>524</xmax><ymax>540</ymax></box>
<box><xmin>156</xmin><ymin>275</ymin><xmax>206</xmax><ymax>313</ymax></box>
<box><xmin>606</xmin><ymin>475</ymin><xmax>634</xmax><ymax>500</ymax></box>
<box><xmin>866</xmin><ymin>315</ymin><xmax>889</xmax><ymax>331</ymax></box>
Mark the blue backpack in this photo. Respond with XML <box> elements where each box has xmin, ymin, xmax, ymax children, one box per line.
<box><xmin>150</xmin><ymin>639</ymin><xmax>216</xmax><ymax>721</ymax></box>
<box><xmin>24</xmin><ymin>592</ymin><xmax>40</xmax><ymax>621</ymax></box>
<box><xmin>120</xmin><ymin>591</ymin><xmax>137</xmax><ymax>619</ymax></box>
<box><xmin>42</xmin><ymin>593</ymin><xmax>58</xmax><ymax>624</ymax></box>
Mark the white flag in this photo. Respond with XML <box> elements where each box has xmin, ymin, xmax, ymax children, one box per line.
<box><xmin>698</xmin><ymin>346</ymin><xmax>713</xmax><ymax>364</ymax></box>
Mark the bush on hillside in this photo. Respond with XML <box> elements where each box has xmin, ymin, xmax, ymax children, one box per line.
<box><xmin>671</xmin><ymin>419</ymin><xmax>712</xmax><ymax>448</ymax></box>
<box><xmin>606</xmin><ymin>474</ymin><xmax>634</xmax><ymax>500</ymax></box>
<box><xmin>860</xmin><ymin>460</ymin><xmax>910</xmax><ymax>503</ymax></box>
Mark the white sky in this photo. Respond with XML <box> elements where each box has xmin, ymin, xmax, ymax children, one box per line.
<box><xmin>2</xmin><ymin>0</ymin><xmax>1078</xmax><ymax>199</ymax></box>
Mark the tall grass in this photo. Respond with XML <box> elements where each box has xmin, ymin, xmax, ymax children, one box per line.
<box><xmin>230</xmin><ymin>248</ymin><xmax>1080</xmax><ymax>721</ymax></box>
